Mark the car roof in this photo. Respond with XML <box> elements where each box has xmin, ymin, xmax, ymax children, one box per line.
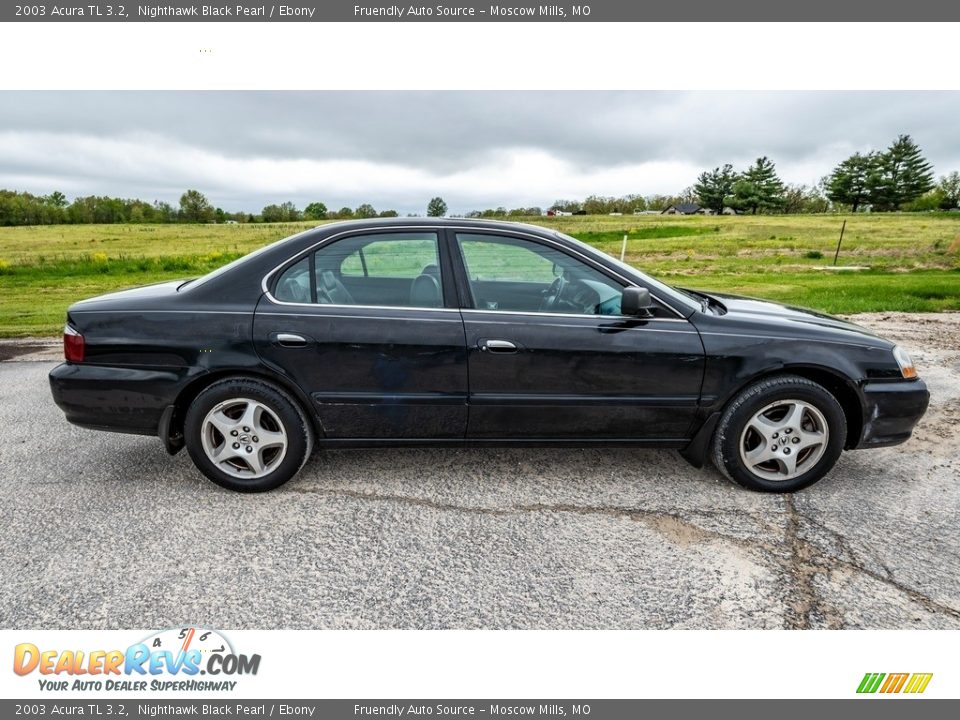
<box><xmin>305</xmin><ymin>216</ymin><xmax>557</xmax><ymax>235</ymax></box>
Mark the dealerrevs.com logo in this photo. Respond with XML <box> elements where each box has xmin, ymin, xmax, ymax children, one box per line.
<box><xmin>13</xmin><ymin>627</ymin><xmax>261</xmax><ymax>692</ymax></box>
<box><xmin>857</xmin><ymin>673</ymin><xmax>933</xmax><ymax>694</ymax></box>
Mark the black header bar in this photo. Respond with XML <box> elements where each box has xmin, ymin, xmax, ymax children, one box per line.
<box><xmin>4</xmin><ymin>1</ymin><xmax>959</xmax><ymax>22</ymax></box>
<box><xmin>0</xmin><ymin>700</ymin><xmax>959</xmax><ymax>720</ymax></box>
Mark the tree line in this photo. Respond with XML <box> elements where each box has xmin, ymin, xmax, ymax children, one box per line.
<box><xmin>544</xmin><ymin>135</ymin><xmax>957</xmax><ymax>217</ymax></box>
<box><xmin>0</xmin><ymin>189</ymin><xmax>403</xmax><ymax>227</ymax></box>
<box><xmin>1</xmin><ymin>136</ymin><xmax>957</xmax><ymax>226</ymax></box>
<box><xmin>0</xmin><ymin>189</ymin><xmax>453</xmax><ymax>227</ymax></box>
<box><xmin>690</xmin><ymin>135</ymin><xmax>957</xmax><ymax>215</ymax></box>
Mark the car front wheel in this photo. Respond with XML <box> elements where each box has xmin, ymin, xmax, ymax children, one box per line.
<box><xmin>184</xmin><ymin>377</ymin><xmax>313</xmax><ymax>492</ymax></box>
<box><xmin>711</xmin><ymin>374</ymin><xmax>847</xmax><ymax>492</ymax></box>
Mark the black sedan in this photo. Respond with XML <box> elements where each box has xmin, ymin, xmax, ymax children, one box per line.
<box><xmin>49</xmin><ymin>219</ymin><xmax>929</xmax><ymax>493</ymax></box>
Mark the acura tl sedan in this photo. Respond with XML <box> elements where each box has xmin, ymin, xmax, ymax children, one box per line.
<box><xmin>49</xmin><ymin>219</ymin><xmax>929</xmax><ymax>493</ymax></box>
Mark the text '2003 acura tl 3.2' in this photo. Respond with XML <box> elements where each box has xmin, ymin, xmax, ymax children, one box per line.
<box><xmin>49</xmin><ymin>219</ymin><xmax>929</xmax><ymax>493</ymax></box>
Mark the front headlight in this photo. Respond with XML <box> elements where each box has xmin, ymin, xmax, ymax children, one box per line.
<box><xmin>892</xmin><ymin>345</ymin><xmax>918</xmax><ymax>379</ymax></box>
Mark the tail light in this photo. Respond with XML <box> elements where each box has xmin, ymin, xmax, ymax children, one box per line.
<box><xmin>64</xmin><ymin>324</ymin><xmax>85</xmax><ymax>362</ymax></box>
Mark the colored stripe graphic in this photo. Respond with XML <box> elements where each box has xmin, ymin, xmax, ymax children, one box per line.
<box><xmin>857</xmin><ymin>672</ymin><xmax>932</xmax><ymax>694</ymax></box>
<box><xmin>880</xmin><ymin>673</ymin><xmax>909</xmax><ymax>693</ymax></box>
<box><xmin>857</xmin><ymin>673</ymin><xmax>885</xmax><ymax>693</ymax></box>
<box><xmin>904</xmin><ymin>673</ymin><xmax>933</xmax><ymax>694</ymax></box>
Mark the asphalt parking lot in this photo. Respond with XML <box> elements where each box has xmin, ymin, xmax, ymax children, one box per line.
<box><xmin>1</xmin><ymin>313</ymin><xmax>958</xmax><ymax>630</ymax></box>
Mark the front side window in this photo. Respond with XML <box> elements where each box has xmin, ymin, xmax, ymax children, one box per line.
<box><xmin>456</xmin><ymin>233</ymin><xmax>624</xmax><ymax>316</ymax></box>
<box><xmin>273</xmin><ymin>232</ymin><xmax>445</xmax><ymax>308</ymax></box>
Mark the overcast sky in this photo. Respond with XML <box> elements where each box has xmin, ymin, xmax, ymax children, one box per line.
<box><xmin>1</xmin><ymin>91</ymin><xmax>958</xmax><ymax>214</ymax></box>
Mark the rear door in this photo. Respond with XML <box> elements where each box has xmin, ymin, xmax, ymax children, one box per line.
<box><xmin>451</xmin><ymin>231</ymin><xmax>704</xmax><ymax>441</ymax></box>
<box><xmin>254</xmin><ymin>229</ymin><xmax>468</xmax><ymax>439</ymax></box>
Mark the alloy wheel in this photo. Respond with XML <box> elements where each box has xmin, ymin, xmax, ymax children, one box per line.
<box><xmin>738</xmin><ymin>399</ymin><xmax>829</xmax><ymax>482</ymax></box>
<box><xmin>200</xmin><ymin>398</ymin><xmax>288</xmax><ymax>479</ymax></box>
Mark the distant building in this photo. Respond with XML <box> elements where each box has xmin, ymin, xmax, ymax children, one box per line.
<box><xmin>661</xmin><ymin>203</ymin><xmax>701</xmax><ymax>215</ymax></box>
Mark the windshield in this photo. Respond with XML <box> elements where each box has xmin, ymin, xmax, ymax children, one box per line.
<box><xmin>551</xmin><ymin>230</ymin><xmax>701</xmax><ymax>314</ymax></box>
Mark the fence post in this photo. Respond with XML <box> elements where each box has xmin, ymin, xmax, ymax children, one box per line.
<box><xmin>833</xmin><ymin>219</ymin><xmax>847</xmax><ymax>266</ymax></box>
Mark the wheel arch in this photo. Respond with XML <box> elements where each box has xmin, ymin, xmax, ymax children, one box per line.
<box><xmin>725</xmin><ymin>364</ymin><xmax>864</xmax><ymax>450</ymax></box>
<box><xmin>161</xmin><ymin>368</ymin><xmax>322</xmax><ymax>454</ymax></box>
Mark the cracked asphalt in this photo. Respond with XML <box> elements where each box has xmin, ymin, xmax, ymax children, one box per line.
<box><xmin>1</xmin><ymin>313</ymin><xmax>958</xmax><ymax>629</ymax></box>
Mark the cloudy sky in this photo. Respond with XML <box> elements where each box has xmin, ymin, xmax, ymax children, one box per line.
<box><xmin>1</xmin><ymin>91</ymin><xmax>958</xmax><ymax>214</ymax></box>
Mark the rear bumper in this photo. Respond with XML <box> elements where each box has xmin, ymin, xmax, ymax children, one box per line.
<box><xmin>855</xmin><ymin>378</ymin><xmax>930</xmax><ymax>449</ymax></box>
<box><xmin>49</xmin><ymin>362</ymin><xmax>186</xmax><ymax>436</ymax></box>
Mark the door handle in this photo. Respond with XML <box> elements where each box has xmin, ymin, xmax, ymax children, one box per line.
<box><xmin>480</xmin><ymin>339</ymin><xmax>518</xmax><ymax>353</ymax></box>
<box><xmin>275</xmin><ymin>332</ymin><xmax>308</xmax><ymax>348</ymax></box>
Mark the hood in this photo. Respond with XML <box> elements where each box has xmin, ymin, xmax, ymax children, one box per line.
<box><xmin>697</xmin><ymin>290</ymin><xmax>892</xmax><ymax>347</ymax></box>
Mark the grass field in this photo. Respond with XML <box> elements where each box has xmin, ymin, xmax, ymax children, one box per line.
<box><xmin>1</xmin><ymin>214</ymin><xmax>959</xmax><ymax>336</ymax></box>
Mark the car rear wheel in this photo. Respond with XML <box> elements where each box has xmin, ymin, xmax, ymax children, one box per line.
<box><xmin>184</xmin><ymin>377</ymin><xmax>313</xmax><ymax>492</ymax></box>
<box><xmin>711</xmin><ymin>374</ymin><xmax>846</xmax><ymax>492</ymax></box>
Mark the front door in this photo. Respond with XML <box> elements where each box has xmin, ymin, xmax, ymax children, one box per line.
<box><xmin>254</xmin><ymin>230</ymin><xmax>468</xmax><ymax>439</ymax></box>
<box><xmin>452</xmin><ymin>231</ymin><xmax>704</xmax><ymax>440</ymax></box>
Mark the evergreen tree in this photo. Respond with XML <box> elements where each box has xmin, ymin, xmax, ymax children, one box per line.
<box><xmin>729</xmin><ymin>157</ymin><xmax>786</xmax><ymax>214</ymax></box>
<box><xmin>826</xmin><ymin>152</ymin><xmax>878</xmax><ymax>212</ymax></box>
<box><xmin>869</xmin><ymin>135</ymin><xmax>934</xmax><ymax>211</ymax></box>
<box><xmin>694</xmin><ymin>164</ymin><xmax>738</xmax><ymax>214</ymax></box>
<box><xmin>427</xmin><ymin>196</ymin><xmax>448</xmax><ymax>217</ymax></box>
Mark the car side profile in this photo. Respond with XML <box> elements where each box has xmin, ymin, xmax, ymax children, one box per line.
<box><xmin>49</xmin><ymin>218</ymin><xmax>930</xmax><ymax>493</ymax></box>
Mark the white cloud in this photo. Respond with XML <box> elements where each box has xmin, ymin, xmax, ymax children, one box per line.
<box><xmin>1</xmin><ymin>91</ymin><xmax>958</xmax><ymax>213</ymax></box>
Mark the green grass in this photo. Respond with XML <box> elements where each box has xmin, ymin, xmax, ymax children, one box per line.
<box><xmin>684</xmin><ymin>270</ymin><xmax>960</xmax><ymax>314</ymax></box>
<box><xmin>1</xmin><ymin>213</ymin><xmax>958</xmax><ymax>336</ymax></box>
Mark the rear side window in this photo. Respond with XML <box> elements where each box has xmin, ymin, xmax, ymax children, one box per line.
<box><xmin>273</xmin><ymin>257</ymin><xmax>311</xmax><ymax>303</ymax></box>
<box><xmin>338</xmin><ymin>234</ymin><xmax>440</xmax><ymax>278</ymax></box>
<box><xmin>272</xmin><ymin>232</ymin><xmax>445</xmax><ymax>309</ymax></box>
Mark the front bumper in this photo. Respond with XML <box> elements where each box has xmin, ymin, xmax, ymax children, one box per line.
<box><xmin>856</xmin><ymin>378</ymin><xmax>930</xmax><ymax>449</ymax></box>
<box><xmin>49</xmin><ymin>362</ymin><xmax>186</xmax><ymax>436</ymax></box>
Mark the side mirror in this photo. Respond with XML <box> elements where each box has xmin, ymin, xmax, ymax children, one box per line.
<box><xmin>621</xmin><ymin>287</ymin><xmax>653</xmax><ymax>317</ymax></box>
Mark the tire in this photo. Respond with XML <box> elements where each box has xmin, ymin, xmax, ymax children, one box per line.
<box><xmin>184</xmin><ymin>377</ymin><xmax>313</xmax><ymax>492</ymax></box>
<box><xmin>710</xmin><ymin>374</ymin><xmax>846</xmax><ymax>493</ymax></box>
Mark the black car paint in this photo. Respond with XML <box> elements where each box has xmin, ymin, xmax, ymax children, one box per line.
<box><xmin>49</xmin><ymin>218</ymin><xmax>929</xmax><ymax>466</ymax></box>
